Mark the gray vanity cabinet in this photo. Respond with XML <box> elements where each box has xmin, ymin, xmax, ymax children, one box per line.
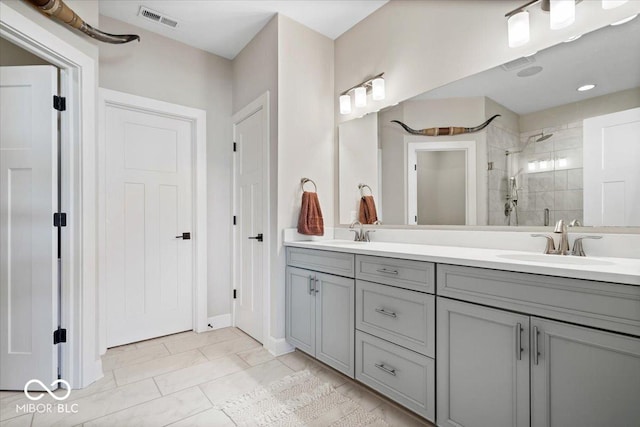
<box><xmin>436</xmin><ymin>297</ymin><xmax>531</xmax><ymax>427</ymax></box>
<box><xmin>437</xmin><ymin>297</ymin><xmax>640</xmax><ymax>427</ymax></box>
<box><xmin>531</xmin><ymin>318</ymin><xmax>640</xmax><ymax>427</ymax></box>
<box><xmin>285</xmin><ymin>248</ymin><xmax>355</xmax><ymax>378</ymax></box>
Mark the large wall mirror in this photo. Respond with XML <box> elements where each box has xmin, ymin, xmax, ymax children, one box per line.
<box><xmin>338</xmin><ymin>16</ymin><xmax>640</xmax><ymax>227</ymax></box>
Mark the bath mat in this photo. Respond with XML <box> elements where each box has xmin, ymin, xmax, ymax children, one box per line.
<box><xmin>216</xmin><ymin>370</ymin><xmax>388</xmax><ymax>427</ymax></box>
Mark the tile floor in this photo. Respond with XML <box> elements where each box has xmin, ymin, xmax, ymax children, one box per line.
<box><xmin>0</xmin><ymin>327</ymin><xmax>433</xmax><ymax>426</ymax></box>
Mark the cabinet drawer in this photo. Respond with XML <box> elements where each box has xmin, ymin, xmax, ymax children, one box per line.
<box><xmin>437</xmin><ymin>264</ymin><xmax>640</xmax><ymax>337</ymax></box>
<box><xmin>287</xmin><ymin>247</ymin><xmax>354</xmax><ymax>278</ymax></box>
<box><xmin>355</xmin><ymin>331</ymin><xmax>435</xmax><ymax>421</ymax></box>
<box><xmin>356</xmin><ymin>280</ymin><xmax>434</xmax><ymax>357</ymax></box>
<box><xmin>356</xmin><ymin>255</ymin><xmax>435</xmax><ymax>293</ymax></box>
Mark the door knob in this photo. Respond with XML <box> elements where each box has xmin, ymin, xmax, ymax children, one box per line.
<box><xmin>175</xmin><ymin>232</ymin><xmax>191</xmax><ymax>240</ymax></box>
<box><xmin>248</xmin><ymin>233</ymin><xmax>263</xmax><ymax>242</ymax></box>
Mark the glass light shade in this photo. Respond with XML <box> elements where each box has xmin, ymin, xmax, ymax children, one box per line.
<box><xmin>550</xmin><ymin>0</ymin><xmax>575</xmax><ymax>30</ymax></box>
<box><xmin>339</xmin><ymin>94</ymin><xmax>351</xmax><ymax>115</ymax></box>
<box><xmin>602</xmin><ymin>0</ymin><xmax>628</xmax><ymax>9</ymax></box>
<box><xmin>354</xmin><ymin>86</ymin><xmax>367</xmax><ymax>107</ymax></box>
<box><xmin>372</xmin><ymin>78</ymin><xmax>385</xmax><ymax>101</ymax></box>
<box><xmin>508</xmin><ymin>11</ymin><xmax>530</xmax><ymax>48</ymax></box>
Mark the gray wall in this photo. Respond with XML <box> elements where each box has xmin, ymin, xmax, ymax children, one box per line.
<box><xmin>99</xmin><ymin>15</ymin><xmax>233</xmax><ymax>319</ymax></box>
<box><xmin>0</xmin><ymin>37</ymin><xmax>50</xmax><ymax>66</ymax></box>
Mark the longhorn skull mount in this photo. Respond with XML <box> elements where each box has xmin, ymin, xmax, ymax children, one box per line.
<box><xmin>26</xmin><ymin>0</ymin><xmax>140</xmax><ymax>44</ymax></box>
<box><xmin>391</xmin><ymin>114</ymin><xmax>501</xmax><ymax>136</ymax></box>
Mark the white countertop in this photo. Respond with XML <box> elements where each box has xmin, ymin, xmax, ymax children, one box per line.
<box><xmin>284</xmin><ymin>240</ymin><xmax>640</xmax><ymax>285</ymax></box>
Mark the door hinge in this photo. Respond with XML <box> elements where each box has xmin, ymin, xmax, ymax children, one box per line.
<box><xmin>233</xmin><ymin>142</ymin><xmax>237</xmax><ymax>152</ymax></box>
<box><xmin>414</xmin><ymin>164</ymin><xmax>417</xmax><ymax>171</ymax></box>
<box><xmin>233</xmin><ymin>215</ymin><xmax>237</xmax><ymax>225</ymax></box>
<box><xmin>415</xmin><ymin>215</ymin><xmax>418</xmax><ymax>222</ymax></box>
<box><xmin>53</xmin><ymin>327</ymin><xmax>67</xmax><ymax>344</ymax></box>
<box><xmin>53</xmin><ymin>212</ymin><xmax>67</xmax><ymax>227</ymax></box>
<box><xmin>233</xmin><ymin>289</ymin><xmax>237</xmax><ymax>299</ymax></box>
<box><xmin>53</xmin><ymin>95</ymin><xmax>66</xmax><ymax>111</ymax></box>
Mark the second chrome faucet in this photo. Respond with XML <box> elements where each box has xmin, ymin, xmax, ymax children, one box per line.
<box><xmin>532</xmin><ymin>220</ymin><xmax>601</xmax><ymax>256</ymax></box>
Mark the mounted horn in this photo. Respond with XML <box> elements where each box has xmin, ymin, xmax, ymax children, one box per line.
<box><xmin>26</xmin><ymin>0</ymin><xmax>140</xmax><ymax>44</ymax></box>
<box><xmin>391</xmin><ymin>114</ymin><xmax>501</xmax><ymax>136</ymax></box>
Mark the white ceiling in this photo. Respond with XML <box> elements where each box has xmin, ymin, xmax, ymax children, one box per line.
<box><xmin>415</xmin><ymin>15</ymin><xmax>640</xmax><ymax>115</ymax></box>
<box><xmin>99</xmin><ymin>1</ymin><xmax>388</xmax><ymax>60</ymax></box>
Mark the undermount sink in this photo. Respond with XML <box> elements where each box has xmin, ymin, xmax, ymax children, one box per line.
<box><xmin>497</xmin><ymin>253</ymin><xmax>615</xmax><ymax>266</ymax></box>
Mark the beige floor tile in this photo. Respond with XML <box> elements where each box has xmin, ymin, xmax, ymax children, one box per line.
<box><xmin>336</xmin><ymin>381</ymin><xmax>385</xmax><ymax>412</ymax></box>
<box><xmin>114</xmin><ymin>349</ymin><xmax>207</xmax><ymax>386</ymax></box>
<box><xmin>371</xmin><ymin>402</ymin><xmax>434</xmax><ymax>426</ymax></box>
<box><xmin>163</xmin><ymin>328</ymin><xmax>240</xmax><ymax>355</ymax></box>
<box><xmin>31</xmin><ymin>379</ymin><xmax>160</xmax><ymax>427</ymax></box>
<box><xmin>199</xmin><ymin>335</ymin><xmax>260</xmax><ymax>361</ymax></box>
<box><xmin>61</xmin><ymin>371</ymin><xmax>117</xmax><ymax>402</ymax></box>
<box><xmin>277</xmin><ymin>350</ymin><xmax>349</xmax><ymax>387</ymax></box>
<box><xmin>0</xmin><ymin>413</ymin><xmax>32</xmax><ymax>427</ymax></box>
<box><xmin>199</xmin><ymin>359</ymin><xmax>294</xmax><ymax>406</ymax></box>
<box><xmin>84</xmin><ymin>386</ymin><xmax>211</xmax><ymax>427</ymax></box>
<box><xmin>134</xmin><ymin>331</ymin><xmax>197</xmax><ymax>349</ymax></box>
<box><xmin>102</xmin><ymin>344</ymin><xmax>169</xmax><ymax>371</ymax></box>
<box><xmin>167</xmin><ymin>407</ymin><xmax>234</xmax><ymax>427</ymax></box>
<box><xmin>236</xmin><ymin>346</ymin><xmax>275</xmax><ymax>366</ymax></box>
<box><xmin>154</xmin><ymin>354</ymin><xmax>249</xmax><ymax>395</ymax></box>
<box><xmin>1</xmin><ymin>389</ymin><xmax>68</xmax><ymax>422</ymax></box>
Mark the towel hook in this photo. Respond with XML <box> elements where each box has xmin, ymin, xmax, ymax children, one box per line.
<box><xmin>358</xmin><ymin>183</ymin><xmax>373</xmax><ymax>197</ymax></box>
<box><xmin>301</xmin><ymin>178</ymin><xmax>317</xmax><ymax>192</ymax></box>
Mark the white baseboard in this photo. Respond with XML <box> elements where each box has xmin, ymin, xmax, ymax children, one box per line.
<box><xmin>206</xmin><ymin>314</ymin><xmax>232</xmax><ymax>330</ymax></box>
<box><xmin>264</xmin><ymin>335</ymin><xmax>295</xmax><ymax>356</ymax></box>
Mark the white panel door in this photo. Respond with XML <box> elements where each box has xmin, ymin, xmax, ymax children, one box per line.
<box><xmin>105</xmin><ymin>102</ymin><xmax>193</xmax><ymax>347</ymax></box>
<box><xmin>584</xmin><ymin>107</ymin><xmax>640</xmax><ymax>226</ymax></box>
<box><xmin>0</xmin><ymin>66</ymin><xmax>58</xmax><ymax>390</ymax></box>
<box><xmin>531</xmin><ymin>318</ymin><xmax>640</xmax><ymax>427</ymax></box>
<box><xmin>233</xmin><ymin>108</ymin><xmax>264</xmax><ymax>342</ymax></box>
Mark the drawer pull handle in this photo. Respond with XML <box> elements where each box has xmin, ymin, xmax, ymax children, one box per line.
<box><xmin>374</xmin><ymin>363</ymin><xmax>396</xmax><ymax>376</ymax></box>
<box><xmin>533</xmin><ymin>326</ymin><xmax>540</xmax><ymax>365</ymax></box>
<box><xmin>309</xmin><ymin>276</ymin><xmax>315</xmax><ymax>295</ymax></box>
<box><xmin>376</xmin><ymin>268</ymin><xmax>399</xmax><ymax>275</ymax></box>
<box><xmin>375</xmin><ymin>308</ymin><xmax>397</xmax><ymax>318</ymax></box>
<box><xmin>516</xmin><ymin>323</ymin><xmax>523</xmax><ymax>361</ymax></box>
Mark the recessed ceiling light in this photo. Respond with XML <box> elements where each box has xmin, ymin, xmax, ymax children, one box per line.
<box><xmin>611</xmin><ymin>14</ymin><xmax>638</xmax><ymax>26</ymax></box>
<box><xmin>564</xmin><ymin>35</ymin><xmax>582</xmax><ymax>42</ymax></box>
<box><xmin>577</xmin><ymin>84</ymin><xmax>596</xmax><ymax>92</ymax></box>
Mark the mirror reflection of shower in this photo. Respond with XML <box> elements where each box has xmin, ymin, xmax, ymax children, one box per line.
<box><xmin>504</xmin><ymin>132</ymin><xmax>553</xmax><ymax>226</ymax></box>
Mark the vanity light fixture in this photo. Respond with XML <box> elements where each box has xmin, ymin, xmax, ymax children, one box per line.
<box><xmin>339</xmin><ymin>94</ymin><xmax>352</xmax><ymax>114</ymax></box>
<box><xmin>602</xmin><ymin>0</ymin><xmax>628</xmax><ymax>9</ymax></box>
<box><xmin>550</xmin><ymin>0</ymin><xmax>575</xmax><ymax>30</ymax></box>
<box><xmin>508</xmin><ymin>10</ymin><xmax>530</xmax><ymax>47</ymax></box>
<box><xmin>577</xmin><ymin>84</ymin><xmax>596</xmax><ymax>91</ymax></box>
<box><xmin>528</xmin><ymin>161</ymin><xmax>537</xmax><ymax>171</ymax></box>
<box><xmin>338</xmin><ymin>72</ymin><xmax>385</xmax><ymax>115</ymax></box>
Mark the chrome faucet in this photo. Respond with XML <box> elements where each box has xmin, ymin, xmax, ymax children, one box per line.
<box><xmin>553</xmin><ymin>220</ymin><xmax>570</xmax><ymax>255</ymax></box>
<box><xmin>349</xmin><ymin>221</ymin><xmax>374</xmax><ymax>242</ymax></box>
<box><xmin>349</xmin><ymin>221</ymin><xmax>364</xmax><ymax>241</ymax></box>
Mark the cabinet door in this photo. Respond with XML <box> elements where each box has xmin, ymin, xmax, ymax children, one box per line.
<box><xmin>437</xmin><ymin>298</ymin><xmax>530</xmax><ymax>427</ymax></box>
<box><xmin>285</xmin><ymin>267</ymin><xmax>316</xmax><ymax>355</ymax></box>
<box><xmin>315</xmin><ymin>271</ymin><xmax>355</xmax><ymax>377</ymax></box>
<box><xmin>531</xmin><ymin>318</ymin><xmax>640</xmax><ymax>427</ymax></box>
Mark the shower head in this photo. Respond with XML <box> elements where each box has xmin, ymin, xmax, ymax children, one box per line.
<box><xmin>535</xmin><ymin>133</ymin><xmax>553</xmax><ymax>142</ymax></box>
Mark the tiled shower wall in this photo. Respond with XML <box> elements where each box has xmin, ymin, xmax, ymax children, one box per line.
<box><xmin>487</xmin><ymin>122</ymin><xmax>584</xmax><ymax>226</ymax></box>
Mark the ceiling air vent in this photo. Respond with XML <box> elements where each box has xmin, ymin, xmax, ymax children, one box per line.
<box><xmin>500</xmin><ymin>56</ymin><xmax>536</xmax><ymax>72</ymax></box>
<box><xmin>138</xmin><ymin>6</ymin><xmax>178</xmax><ymax>29</ymax></box>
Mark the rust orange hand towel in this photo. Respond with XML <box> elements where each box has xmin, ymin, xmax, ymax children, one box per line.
<box><xmin>359</xmin><ymin>195</ymin><xmax>378</xmax><ymax>224</ymax></box>
<box><xmin>298</xmin><ymin>191</ymin><xmax>324</xmax><ymax>236</ymax></box>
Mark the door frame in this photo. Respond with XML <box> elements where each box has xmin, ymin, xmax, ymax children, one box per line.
<box><xmin>97</xmin><ymin>88</ymin><xmax>208</xmax><ymax>354</ymax></box>
<box><xmin>0</xmin><ymin>3</ymin><xmax>99</xmax><ymax>388</ymax></box>
<box><xmin>407</xmin><ymin>139</ymin><xmax>477</xmax><ymax>225</ymax></box>
<box><xmin>231</xmin><ymin>92</ymin><xmax>270</xmax><ymax>345</ymax></box>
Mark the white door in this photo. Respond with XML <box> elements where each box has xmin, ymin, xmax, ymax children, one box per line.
<box><xmin>531</xmin><ymin>318</ymin><xmax>640</xmax><ymax>427</ymax></box>
<box><xmin>584</xmin><ymin>107</ymin><xmax>640</xmax><ymax>226</ymax></box>
<box><xmin>0</xmin><ymin>66</ymin><xmax>58</xmax><ymax>390</ymax></box>
<box><xmin>105</xmin><ymin>99</ymin><xmax>193</xmax><ymax>347</ymax></box>
<box><xmin>233</xmin><ymin>107</ymin><xmax>265</xmax><ymax>342</ymax></box>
